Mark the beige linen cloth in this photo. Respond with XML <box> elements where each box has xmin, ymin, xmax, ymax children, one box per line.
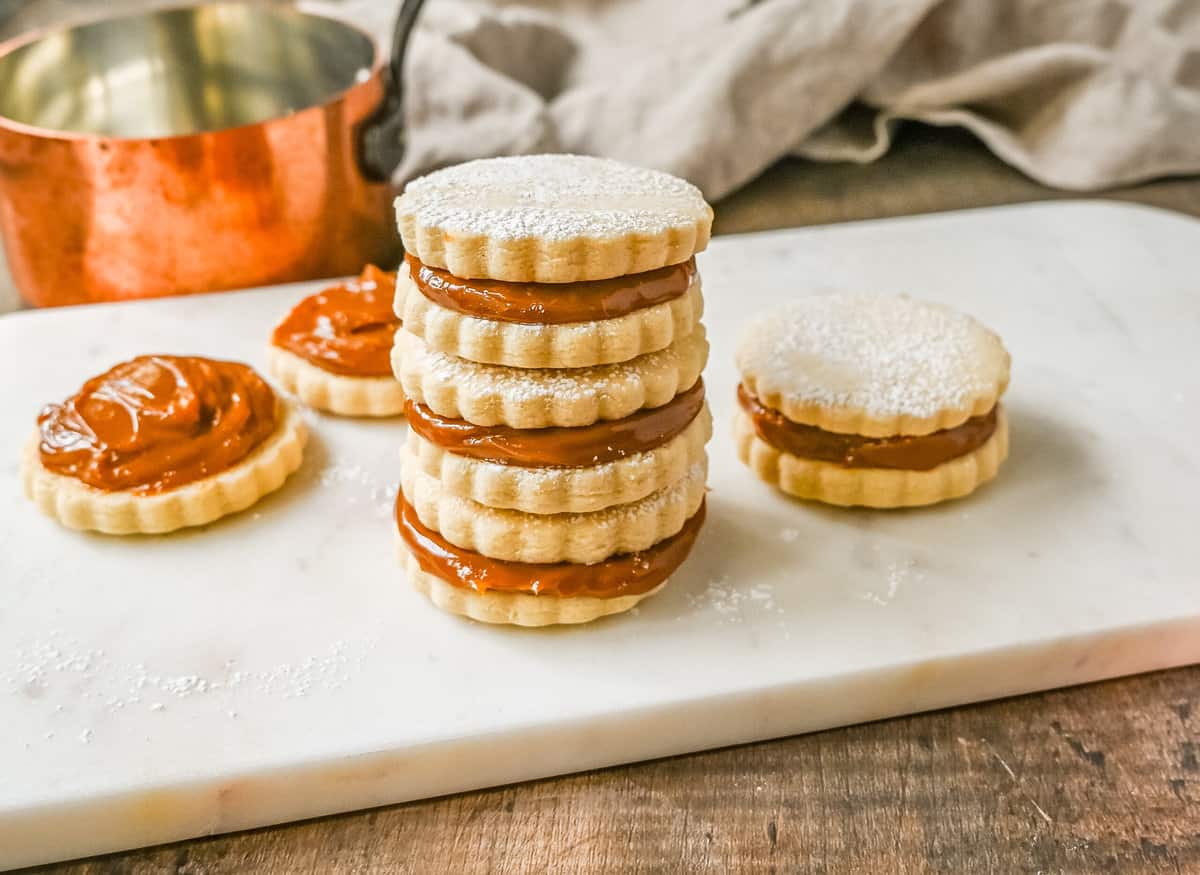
<box><xmin>348</xmin><ymin>0</ymin><xmax>1200</xmax><ymax>199</ymax></box>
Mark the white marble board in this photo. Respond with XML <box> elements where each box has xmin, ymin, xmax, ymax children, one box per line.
<box><xmin>2</xmin><ymin>201</ymin><xmax>1199</xmax><ymax>870</ymax></box>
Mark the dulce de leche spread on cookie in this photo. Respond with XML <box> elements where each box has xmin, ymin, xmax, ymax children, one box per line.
<box><xmin>397</xmin><ymin>494</ymin><xmax>706</xmax><ymax>598</ymax></box>
<box><xmin>737</xmin><ymin>384</ymin><xmax>997</xmax><ymax>471</ymax></box>
<box><xmin>406</xmin><ymin>379</ymin><xmax>706</xmax><ymax>468</ymax></box>
<box><xmin>272</xmin><ymin>265</ymin><xmax>398</xmax><ymax>376</ymax></box>
<box><xmin>407</xmin><ymin>254</ymin><xmax>694</xmax><ymax>324</ymax></box>
<box><xmin>38</xmin><ymin>355</ymin><xmax>277</xmax><ymax>494</ymax></box>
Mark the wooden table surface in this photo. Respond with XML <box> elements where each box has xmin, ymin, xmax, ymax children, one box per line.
<box><xmin>21</xmin><ymin>126</ymin><xmax>1200</xmax><ymax>874</ymax></box>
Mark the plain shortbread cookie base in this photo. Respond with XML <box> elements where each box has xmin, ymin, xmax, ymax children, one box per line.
<box><xmin>267</xmin><ymin>345</ymin><xmax>405</xmax><ymax>418</ymax></box>
<box><xmin>22</xmin><ymin>400</ymin><xmax>307</xmax><ymax>534</ymax></box>
<box><xmin>394</xmin><ymin>327</ymin><xmax>708</xmax><ymax>428</ymax></box>
<box><xmin>394</xmin><ymin>155</ymin><xmax>712</xmax><ymax>283</ymax></box>
<box><xmin>400</xmin><ymin>544</ymin><xmax>664</xmax><ymax>626</ymax></box>
<box><xmin>404</xmin><ymin>403</ymin><xmax>712</xmax><ymax>514</ymax></box>
<box><xmin>733</xmin><ymin>406</ymin><xmax>1009</xmax><ymax>508</ymax></box>
<box><xmin>401</xmin><ymin>454</ymin><xmax>707</xmax><ymax>564</ymax></box>
<box><xmin>397</xmin><ymin>265</ymin><xmax>704</xmax><ymax>369</ymax></box>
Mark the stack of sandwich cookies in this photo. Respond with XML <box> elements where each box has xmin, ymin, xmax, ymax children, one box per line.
<box><xmin>734</xmin><ymin>295</ymin><xmax>1010</xmax><ymax>508</ymax></box>
<box><xmin>393</xmin><ymin>155</ymin><xmax>714</xmax><ymax>625</ymax></box>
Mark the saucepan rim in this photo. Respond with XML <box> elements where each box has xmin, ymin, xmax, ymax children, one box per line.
<box><xmin>0</xmin><ymin>0</ymin><xmax>386</xmax><ymax>144</ymax></box>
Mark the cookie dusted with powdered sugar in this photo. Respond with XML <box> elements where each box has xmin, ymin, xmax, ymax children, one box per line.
<box><xmin>400</xmin><ymin>458</ymin><xmax>708</xmax><ymax>565</ymax></box>
<box><xmin>395</xmin><ymin>155</ymin><xmax>712</xmax><ymax>284</ymax></box>
<box><xmin>734</xmin><ymin>295</ymin><xmax>1011</xmax><ymax>508</ymax></box>
<box><xmin>393</xmin><ymin>327</ymin><xmax>708</xmax><ymax>429</ymax></box>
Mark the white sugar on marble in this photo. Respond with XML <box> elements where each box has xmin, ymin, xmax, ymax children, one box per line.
<box><xmin>684</xmin><ymin>577</ymin><xmax>784</xmax><ymax>623</ymax></box>
<box><xmin>6</xmin><ymin>630</ymin><xmax>380</xmax><ymax>715</ymax></box>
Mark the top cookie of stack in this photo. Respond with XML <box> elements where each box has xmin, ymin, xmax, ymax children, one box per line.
<box><xmin>392</xmin><ymin>155</ymin><xmax>713</xmax><ymax>627</ymax></box>
<box><xmin>395</xmin><ymin>154</ymin><xmax>711</xmax><ymax>369</ymax></box>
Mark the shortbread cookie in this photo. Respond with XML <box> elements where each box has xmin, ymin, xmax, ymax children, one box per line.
<box><xmin>401</xmin><ymin>457</ymin><xmax>707</xmax><ymax>564</ymax></box>
<box><xmin>734</xmin><ymin>405</ymin><xmax>1008</xmax><ymax>508</ymax></box>
<box><xmin>394</xmin><ymin>326</ymin><xmax>708</xmax><ymax>428</ymax></box>
<box><xmin>24</xmin><ymin>356</ymin><xmax>306</xmax><ymax>534</ymax></box>
<box><xmin>405</xmin><ymin>402</ymin><xmax>712</xmax><ymax>514</ymax></box>
<box><xmin>270</xmin><ymin>265</ymin><xmax>404</xmax><ymax>417</ymax></box>
<box><xmin>267</xmin><ymin>347</ymin><xmax>404</xmax><ymax>417</ymax></box>
<box><xmin>397</xmin><ymin>262</ymin><xmax>703</xmax><ymax>369</ymax></box>
<box><xmin>396</xmin><ymin>495</ymin><xmax>706</xmax><ymax>626</ymax></box>
<box><xmin>735</xmin><ymin>295</ymin><xmax>1011</xmax><ymax>507</ymax></box>
<box><xmin>395</xmin><ymin>155</ymin><xmax>713</xmax><ymax>283</ymax></box>
<box><xmin>737</xmin><ymin>295</ymin><xmax>1010</xmax><ymax>437</ymax></box>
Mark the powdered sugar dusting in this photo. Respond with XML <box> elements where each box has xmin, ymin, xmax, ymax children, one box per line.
<box><xmin>737</xmin><ymin>295</ymin><xmax>1008</xmax><ymax>419</ymax></box>
<box><xmin>685</xmin><ymin>577</ymin><xmax>784</xmax><ymax>624</ymax></box>
<box><xmin>5</xmin><ymin>631</ymin><xmax>379</xmax><ymax>717</ymax></box>
<box><xmin>319</xmin><ymin>461</ymin><xmax>399</xmax><ymax>519</ymax></box>
<box><xmin>396</xmin><ymin>155</ymin><xmax>709</xmax><ymax>241</ymax></box>
<box><xmin>859</xmin><ymin>559</ymin><xmax>925</xmax><ymax>606</ymax></box>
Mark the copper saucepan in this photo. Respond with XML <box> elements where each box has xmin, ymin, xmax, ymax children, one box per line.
<box><xmin>0</xmin><ymin>0</ymin><xmax>425</xmax><ymax>307</ymax></box>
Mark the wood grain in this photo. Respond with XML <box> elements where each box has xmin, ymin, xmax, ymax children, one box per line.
<box><xmin>19</xmin><ymin>124</ymin><xmax>1200</xmax><ymax>874</ymax></box>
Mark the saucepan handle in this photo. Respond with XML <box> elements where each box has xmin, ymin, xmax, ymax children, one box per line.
<box><xmin>359</xmin><ymin>0</ymin><xmax>427</xmax><ymax>182</ymax></box>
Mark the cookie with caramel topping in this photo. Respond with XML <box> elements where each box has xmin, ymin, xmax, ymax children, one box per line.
<box><xmin>269</xmin><ymin>266</ymin><xmax>405</xmax><ymax>417</ymax></box>
<box><xmin>404</xmin><ymin>399</ymin><xmax>712</xmax><ymax>515</ymax></box>
<box><xmin>396</xmin><ymin>257</ymin><xmax>704</xmax><ymax>370</ymax></box>
<box><xmin>23</xmin><ymin>356</ymin><xmax>306</xmax><ymax>533</ymax></box>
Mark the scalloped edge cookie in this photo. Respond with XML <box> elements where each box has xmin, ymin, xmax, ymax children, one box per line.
<box><xmin>405</xmin><ymin>404</ymin><xmax>712</xmax><ymax>514</ymax></box>
<box><xmin>400</xmin><ymin>545</ymin><xmax>663</xmax><ymax>626</ymax></box>
<box><xmin>22</xmin><ymin>400</ymin><xmax>307</xmax><ymax>534</ymax></box>
<box><xmin>267</xmin><ymin>346</ymin><xmax>405</xmax><ymax>418</ymax></box>
<box><xmin>397</xmin><ymin>265</ymin><xmax>703</xmax><ymax>369</ymax></box>
<box><xmin>737</xmin><ymin>295</ymin><xmax>1011</xmax><ymax>437</ymax></box>
<box><xmin>394</xmin><ymin>155</ymin><xmax>712</xmax><ymax>283</ymax></box>
<box><xmin>393</xmin><ymin>326</ymin><xmax>708</xmax><ymax>428</ymax></box>
<box><xmin>401</xmin><ymin>456</ymin><xmax>707</xmax><ymax>564</ymax></box>
<box><xmin>733</xmin><ymin>405</ymin><xmax>1008</xmax><ymax>508</ymax></box>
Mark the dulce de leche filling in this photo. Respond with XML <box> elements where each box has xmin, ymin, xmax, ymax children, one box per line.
<box><xmin>398</xmin><ymin>494</ymin><xmax>706</xmax><ymax>598</ymax></box>
<box><xmin>38</xmin><ymin>355</ymin><xmax>278</xmax><ymax>494</ymax></box>
<box><xmin>272</xmin><ymin>265</ymin><xmax>399</xmax><ymax>376</ymax></box>
<box><xmin>737</xmin><ymin>383</ymin><xmax>997</xmax><ymax>471</ymax></box>
<box><xmin>406</xmin><ymin>379</ymin><xmax>706</xmax><ymax>468</ymax></box>
<box><xmin>406</xmin><ymin>254</ymin><xmax>694</xmax><ymax>324</ymax></box>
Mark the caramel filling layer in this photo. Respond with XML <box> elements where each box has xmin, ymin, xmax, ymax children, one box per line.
<box><xmin>406</xmin><ymin>254</ymin><xmax>694</xmax><ymax>324</ymax></box>
<box><xmin>38</xmin><ymin>355</ymin><xmax>278</xmax><ymax>494</ymax></box>
<box><xmin>272</xmin><ymin>265</ymin><xmax>399</xmax><ymax>377</ymax></box>
<box><xmin>406</xmin><ymin>379</ymin><xmax>705</xmax><ymax>468</ymax></box>
<box><xmin>397</xmin><ymin>495</ymin><xmax>706</xmax><ymax>599</ymax></box>
<box><xmin>737</xmin><ymin>384</ymin><xmax>997</xmax><ymax>471</ymax></box>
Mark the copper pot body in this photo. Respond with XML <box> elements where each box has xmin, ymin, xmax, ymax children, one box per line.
<box><xmin>0</xmin><ymin>4</ymin><xmax>401</xmax><ymax>307</ymax></box>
